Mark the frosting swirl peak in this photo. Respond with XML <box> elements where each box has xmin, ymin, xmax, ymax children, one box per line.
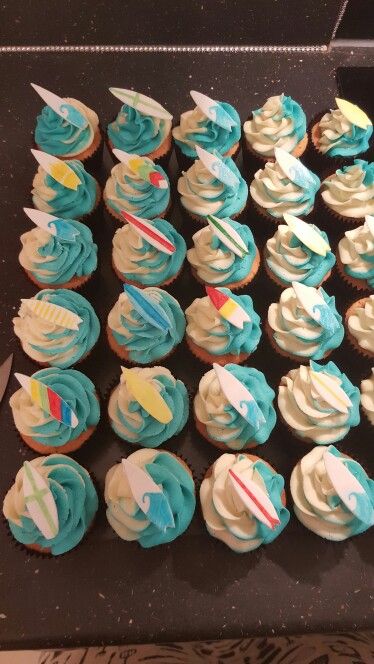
<box><xmin>244</xmin><ymin>94</ymin><xmax>307</xmax><ymax>158</ymax></box>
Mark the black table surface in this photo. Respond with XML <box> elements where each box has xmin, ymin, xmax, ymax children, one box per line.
<box><xmin>0</xmin><ymin>47</ymin><xmax>373</xmax><ymax>651</ymax></box>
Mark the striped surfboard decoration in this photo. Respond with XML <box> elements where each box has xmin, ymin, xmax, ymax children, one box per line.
<box><xmin>109</xmin><ymin>88</ymin><xmax>172</xmax><ymax>120</ymax></box>
<box><xmin>121</xmin><ymin>212</ymin><xmax>176</xmax><ymax>255</ymax></box>
<box><xmin>23</xmin><ymin>461</ymin><xmax>59</xmax><ymax>540</ymax></box>
<box><xmin>229</xmin><ymin>468</ymin><xmax>281</xmax><ymax>529</ymax></box>
<box><xmin>206</xmin><ymin>286</ymin><xmax>250</xmax><ymax>329</ymax></box>
<box><xmin>15</xmin><ymin>373</ymin><xmax>78</xmax><ymax>428</ymax></box>
<box><xmin>20</xmin><ymin>298</ymin><xmax>82</xmax><ymax>330</ymax></box>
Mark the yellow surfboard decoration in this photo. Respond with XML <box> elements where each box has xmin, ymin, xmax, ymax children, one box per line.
<box><xmin>31</xmin><ymin>149</ymin><xmax>81</xmax><ymax>190</ymax></box>
<box><xmin>335</xmin><ymin>98</ymin><xmax>372</xmax><ymax>130</ymax></box>
<box><xmin>121</xmin><ymin>368</ymin><xmax>172</xmax><ymax>424</ymax></box>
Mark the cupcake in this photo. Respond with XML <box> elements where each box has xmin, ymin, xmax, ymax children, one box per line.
<box><xmin>108</xmin><ymin>366</ymin><xmax>188</xmax><ymax>447</ymax></box>
<box><xmin>200</xmin><ymin>453</ymin><xmax>289</xmax><ymax>552</ymax></box>
<box><xmin>361</xmin><ymin>369</ymin><xmax>374</xmax><ymax>425</ymax></box>
<box><xmin>13</xmin><ymin>289</ymin><xmax>100</xmax><ymax>368</ymax></box>
<box><xmin>107</xmin><ymin>285</ymin><xmax>185</xmax><ymax>364</ymax></box>
<box><xmin>187</xmin><ymin>217</ymin><xmax>260</xmax><ymax>290</ymax></box>
<box><xmin>185</xmin><ymin>286</ymin><xmax>261</xmax><ymax>365</ymax></box>
<box><xmin>243</xmin><ymin>94</ymin><xmax>307</xmax><ymax>165</ymax></box>
<box><xmin>105</xmin><ymin>449</ymin><xmax>196</xmax><ymax>548</ymax></box>
<box><xmin>290</xmin><ymin>445</ymin><xmax>374</xmax><ymax>541</ymax></box>
<box><xmin>3</xmin><ymin>454</ymin><xmax>98</xmax><ymax>555</ymax></box>
<box><xmin>278</xmin><ymin>361</ymin><xmax>360</xmax><ymax>445</ymax></box>
<box><xmin>337</xmin><ymin>217</ymin><xmax>374</xmax><ymax>291</ymax></box>
<box><xmin>345</xmin><ymin>295</ymin><xmax>374</xmax><ymax>358</ymax></box>
<box><xmin>320</xmin><ymin>160</ymin><xmax>374</xmax><ymax>224</ymax></box>
<box><xmin>194</xmin><ymin>364</ymin><xmax>276</xmax><ymax>451</ymax></box>
<box><xmin>10</xmin><ymin>367</ymin><xmax>100</xmax><ymax>454</ymax></box>
<box><xmin>266</xmin><ymin>283</ymin><xmax>344</xmax><ymax>361</ymax></box>
<box><xmin>310</xmin><ymin>98</ymin><xmax>372</xmax><ymax>163</ymax></box>
<box><xmin>112</xmin><ymin>217</ymin><xmax>186</xmax><ymax>287</ymax></box>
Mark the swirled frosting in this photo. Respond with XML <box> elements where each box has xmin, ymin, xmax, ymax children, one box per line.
<box><xmin>347</xmin><ymin>295</ymin><xmax>374</xmax><ymax>354</ymax></box>
<box><xmin>172</xmin><ymin>101</ymin><xmax>240</xmax><ymax>158</ymax></box>
<box><xmin>104</xmin><ymin>160</ymin><xmax>170</xmax><ymax>219</ymax></box>
<box><xmin>177</xmin><ymin>154</ymin><xmax>247</xmax><ymax>218</ymax></box>
<box><xmin>187</xmin><ymin>220</ymin><xmax>258</xmax><ymax>286</ymax></box>
<box><xmin>268</xmin><ymin>287</ymin><xmax>344</xmax><ymax>360</ymax></box>
<box><xmin>19</xmin><ymin>219</ymin><xmax>97</xmax><ymax>285</ymax></box>
<box><xmin>32</xmin><ymin>160</ymin><xmax>99</xmax><ymax>219</ymax></box>
<box><xmin>112</xmin><ymin>219</ymin><xmax>186</xmax><ymax>286</ymax></box>
<box><xmin>105</xmin><ymin>449</ymin><xmax>195</xmax><ymax>548</ymax></box>
<box><xmin>361</xmin><ymin>369</ymin><xmax>374</xmax><ymax>425</ymax></box>
<box><xmin>185</xmin><ymin>288</ymin><xmax>261</xmax><ymax>357</ymax></box>
<box><xmin>35</xmin><ymin>98</ymin><xmax>100</xmax><ymax>157</ymax></box>
<box><xmin>108</xmin><ymin>366</ymin><xmax>188</xmax><ymax>446</ymax></box>
<box><xmin>316</xmin><ymin>109</ymin><xmax>372</xmax><ymax>157</ymax></box>
<box><xmin>243</xmin><ymin>94</ymin><xmax>307</xmax><ymax>158</ymax></box>
<box><xmin>13</xmin><ymin>289</ymin><xmax>100</xmax><ymax>368</ymax></box>
<box><xmin>200</xmin><ymin>453</ymin><xmax>289</xmax><ymax>552</ymax></box>
<box><xmin>321</xmin><ymin>160</ymin><xmax>374</xmax><ymax>219</ymax></box>
<box><xmin>107</xmin><ymin>287</ymin><xmax>185</xmax><ymax>363</ymax></box>
<box><xmin>265</xmin><ymin>223</ymin><xmax>335</xmax><ymax>287</ymax></box>
<box><xmin>278</xmin><ymin>361</ymin><xmax>360</xmax><ymax>444</ymax></box>
<box><xmin>290</xmin><ymin>445</ymin><xmax>374</xmax><ymax>541</ymax></box>
<box><xmin>3</xmin><ymin>455</ymin><xmax>98</xmax><ymax>555</ymax></box>
<box><xmin>108</xmin><ymin>104</ymin><xmax>171</xmax><ymax>155</ymax></box>
<box><xmin>338</xmin><ymin>221</ymin><xmax>374</xmax><ymax>288</ymax></box>
<box><xmin>10</xmin><ymin>367</ymin><xmax>100</xmax><ymax>448</ymax></box>
<box><xmin>194</xmin><ymin>365</ymin><xmax>276</xmax><ymax>449</ymax></box>
<box><xmin>250</xmin><ymin>159</ymin><xmax>320</xmax><ymax>219</ymax></box>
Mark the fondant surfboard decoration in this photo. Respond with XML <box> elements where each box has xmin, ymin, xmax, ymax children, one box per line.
<box><xmin>324</xmin><ymin>449</ymin><xmax>374</xmax><ymax>526</ymax></box>
<box><xmin>365</xmin><ymin>215</ymin><xmax>374</xmax><ymax>238</ymax></box>
<box><xmin>121</xmin><ymin>368</ymin><xmax>172</xmax><ymax>425</ymax></box>
<box><xmin>229</xmin><ymin>468</ymin><xmax>280</xmax><ymax>529</ymax></box>
<box><xmin>213</xmin><ymin>363</ymin><xmax>265</xmax><ymax>431</ymax></box>
<box><xmin>109</xmin><ymin>88</ymin><xmax>172</xmax><ymax>121</ymax></box>
<box><xmin>283</xmin><ymin>213</ymin><xmax>330</xmax><ymax>257</ymax></box>
<box><xmin>121</xmin><ymin>212</ymin><xmax>176</xmax><ymax>255</ymax></box>
<box><xmin>309</xmin><ymin>366</ymin><xmax>352</xmax><ymax>414</ymax></box>
<box><xmin>335</xmin><ymin>98</ymin><xmax>372</xmax><ymax>130</ymax></box>
<box><xmin>207</xmin><ymin>215</ymin><xmax>249</xmax><ymax>258</ymax></box>
<box><xmin>195</xmin><ymin>145</ymin><xmax>239</xmax><ymax>188</ymax></box>
<box><xmin>23</xmin><ymin>208</ymin><xmax>79</xmax><ymax>243</ymax></box>
<box><xmin>20</xmin><ymin>298</ymin><xmax>82</xmax><ymax>331</ymax></box>
<box><xmin>23</xmin><ymin>461</ymin><xmax>59</xmax><ymax>540</ymax></box>
<box><xmin>292</xmin><ymin>281</ymin><xmax>339</xmax><ymax>334</ymax></box>
<box><xmin>31</xmin><ymin>83</ymin><xmax>88</xmax><ymax>129</ymax></box>
<box><xmin>123</xmin><ymin>284</ymin><xmax>172</xmax><ymax>332</ymax></box>
<box><xmin>190</xmin><ymin>90</ymin><xmax>237</xmax><ymax>131</ymax></box>
<box><xmin>274</xmin><ymin>148</ymin><xmax>317</xmax><ymax>189</ymax></box>
<box><xmin>31</xmin><ymin>149</ymin><xmax>81</xmax><ymax>190</ymax></box>
<box><xmin>205</xmin><ymin>286</ymin><xmax>250</xmax><ymax>329</ymax></box>
<box><xmin>122</xmin><ymin>458</ymin><xmax>175</xmax><ymax>531</ymax></box>
<box><xmin>15</xmin><ymin>372</ymin><xmax>78</xmax><ymax>428</ymax></box>
<box><xmin>112</xmin><ymin>149</ymin><xmax>168</xmax><ymax>189</ymax></box>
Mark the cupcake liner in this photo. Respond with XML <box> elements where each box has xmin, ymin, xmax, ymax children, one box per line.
<box><xmin>185</xmin><ymin>334</ymin><xmax>250</xmax><ymax>367</ymax></box>
<box><xmin>335</xmin><ymin>252</ymin><xmax>372</xmax><ymax>293</ymax></box>
<box><xmin>264</xmin><ymin>319</ymin><xmax>334</xmax><ymax>364</ymax></box>
<box><xmin>345</xmin><ymin>297</ymin><xmax>374</xmax><ymax>359</ymax></box>
<box><xmin>189</xmin><ymin>247</ymin><xmax>260</xmax><ymax>293</ymax></box>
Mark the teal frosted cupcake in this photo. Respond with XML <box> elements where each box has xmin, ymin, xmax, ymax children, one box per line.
<box><xmin>321</xmin><ymin>160</ymin><xmax>374</xmax><ymax>224</ymax></box>
<box><xmin>311</xmin><ymin>100</ymin><xmax>372</xmax><ymax>162</ymax></box>
<box><xmin>3</xmin><ymin>455</ymin><xmax>98</xmax><ymax>555</ymax></box>
<box><xmin>337</xmin><ymin>218</ymin><xmax>374</xmax><ymax>290</ymax></box>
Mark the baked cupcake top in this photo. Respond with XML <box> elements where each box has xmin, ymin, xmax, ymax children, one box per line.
<box><xmin>35</xmin><ymin>97</ymin><xmax>99</xmax><ymax>158</ymax></box>
<box><xmin>194</xmin><ymin>364</ymin><xmax>276</xmax><ymax>449</ymax></box>
<box><xmin>3</xmin><ymin>454</ymin><xmax>98</xmax><ymax>555</ymax></box>
<box><xmin>243</xmin><ymin>94</ymin><xmax>306</xmax><ymax>158</ymax></box>
<box><xmin>104</xmin><ymin>159</ymin><xmax>170</xmax><ymax>219</ymax></box>
<box><xmin>112</xmin><ymin>218</ymin><xmax>186</xmax><ymax>287</ymax></box>
<box><xmin>316</xmin><ymin>107</ymin><xmax>372</xmax><ymax>158</ymax></box>
<box><xmin>105</xmin><ymin>449</ymin><xmax>196</xmax><ymax>548</ymax></box>
<box><xmin>321</xmin><ymin>160</ymin><xmax>374</xmax><ymax>219</ymax></box>
<box><xmin>361</xmin><ymin>368</ymin><xmax>374</xmax><ymax>426</ymax></box>
<box><xmin>278</xmin><ymin>361</ymin><xmax>360</xmax><ymax>445</ymax></box>
<box><xmin>32</xmin><ymin>159</ymin><xmax>98</xmax><ymax>219</ymax></box>
<box><xmin>338</xmin><ymin>218</ymin><xmax>374</xmax><ymax>289</ymax></box>
<box><xmin>185</xmin><ymin>287</ymin><xmax>261</xmax><ymax>357</ymax></box>
<box><xmin>177</xmin><ymin>153</ymin><xmax>247</xmax><ymax>219</ymax></box>
<box><xmin>200</xmin><ymin>453</ymin><xmax>289</xmax><ymax>552</ymax></box>
<box><xmin>347</xmin><ymin>295</ymin><xmax>374</xmax><ymax>354</ymax></box>
<box><xmin>107</xmin><ymin>286</ymin><xmax>185</xmax><ymax>364</ymax></box>
<box><xmin>108</xmin><ymin>366</ymin><xmax>188</xmax><ymax>447</ymax></box>
<box><xmin>19</xmin><ymin>218</ymin><xmax>97</xmax><ymax>286</ymax></box>
<box><xmin>290</xmin><ymin>445</ymin><xmax>374</xmax><ymax>541</ymax></box>
<box><xmin>10</xmin><ymin>367</ymin><xmax>100</xmax><ymax>449</ymax></box>
<box><xmin>187</xmin><ymin>218</ymin><xmax>258</xmax><ymax>286</ymax></box>
<box><xmin>267</xmin><ymin>284</ymin><xmax>344</xmax><ymax>361</ymax></box>
<box><xmin>13</xmin><ymin>289</ymin><xmax>100</xmax><ymax>368</ymax></box>
<box><xmin>108</xmin><ymin>103</ymin><xmax>171</xmax><ymax>155</ymax></box>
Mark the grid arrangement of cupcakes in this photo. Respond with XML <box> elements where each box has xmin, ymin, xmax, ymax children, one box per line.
<box><xmin>3</xmin><ymin>84</ymin><xmax>374</xmax><ymax>557</ymax></box>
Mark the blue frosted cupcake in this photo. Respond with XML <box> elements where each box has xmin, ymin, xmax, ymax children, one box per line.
<box><xmin>311</xmin><ymin>103</ymin><xmax>372</xmax><ymax>162</ymax></box>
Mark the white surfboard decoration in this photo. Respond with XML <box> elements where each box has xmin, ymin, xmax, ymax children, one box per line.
<box><xmin>122</xmin><ymin>458</ymin><xmax>175</xmax><ymax>531</ymax></box>
<box><xmin>20</xmin><ymin>298</ymin><xmax>83</xmax><ymax>331</ymax></box>
<box><xmin>23</xmin><ymin>208</ymin><xmax>79</xmax><ymax>243</ymax></box>
<box><xmin>324</xmin><ymin>449</ymin><xmax>374</xmax><ymax>526</ymax></box>
<box><xmin>213</xmin><ymin>363</ymin><xmax>265</xmax><ymax>431</ymax></box>
<box><xmin>309</xmin><ymin>367</ymin><xmax>352</xmax><ymax>414</ymax></box>
<box><xmin>292</xmin><ymin>281</ymin><xmax>339</xmax><ymax>334</ymax></box>
<box><xmin>335</xmin><ymin>98</ymin><xmax>372</xmax><ymax>130</ymax></box>
<box><xmin>109</xmin><ymin>88</ymin><xmax>172</xmax><ymax>120</ymax></box>
<box><xmin>207</xmin><ymin>215</ymin><xmax>249</xmax><ymax>258</ymax></box>
<box><xmin>275</xmin><ymin>147</ymin><xmax>317</xmax><ymax>189</ymax></box>
<box><xmin>23</xmin><ymin>461</ymin><xmax>59</xmax><ymax>540</ymax></box>
<box><xmin>228</xmin><ymin>468</ymin><xmax>280</xmax><ymax>529</ymax></box>
<box><xmin>31</xmin><ymin>149</ymin><xmax>81</xmax><ymax>190</ymax></box>
<box><xmin>195</xmin><ymin>145</ymin><xmax>239</xmax><ymax>188</ymax></box>
<box><xmin>365</xmin><ymin>215</ymin><xmax>374</xmax><ymax>239</ymax></box>
<box><xmin>283</xmin><ymin>213</ymin><xmax>330</xmax><ymax>257</ymax></box>
<box><xmin>190</xmin><ymin>90</ymin><xmax>237</xmax><ymax>130</ymax></box>
<box><xmin>31</xmin><ymin>83</ymin><xmax>88</xmax><ymax>129</ymax></box>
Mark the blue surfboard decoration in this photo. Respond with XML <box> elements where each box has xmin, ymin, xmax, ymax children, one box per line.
<box><xmin>123</xmin><ymin>284</ymin><xmax>172</xmax><ymax>332</ymax></box>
